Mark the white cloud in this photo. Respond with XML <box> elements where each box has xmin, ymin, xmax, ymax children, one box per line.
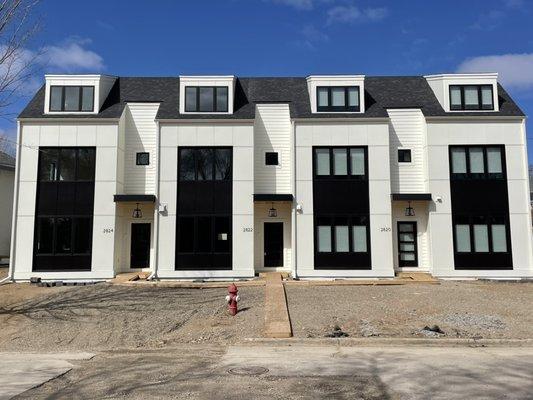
<box><xmin>40</xmin><ymin>38</ymin><xmax>105</xmax><ymax>73</ymax></box>
<box><xmin>269</xmin><ymin>0</ymin><xmax>314</xmax><ymax>10</ymax></box>
<box><xmin>457</xmin><ymin>53</ymin><xmax>533</xmax><ymax>90</ymax></box>
<box><xmin>301</xmin><ymin>24</ymin><xmax>329</xmax><ymax>42</ymax></box>
<box><xmin>326</xmin><ymin>5</ymin><xmax>389</xmax><ymax>24</ymax></box>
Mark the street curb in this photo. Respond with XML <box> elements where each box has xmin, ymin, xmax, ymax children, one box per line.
<box><xmin>242</xmin><ymin>337</ymin><xmax>533</xmax><ymax>348</ymax></box>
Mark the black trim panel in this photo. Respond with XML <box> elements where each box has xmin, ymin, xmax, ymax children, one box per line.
<box><xmin>254</xmin><ymin>194</ymin><xmax>293</xmax><ymax>202</ymax></box>
<box><xmin>114</xmin><ymin>194</ymin><xmax>156</xmax><ymax>202</ymax></box>
<box><xmin>391</xmin><ymin>193</ymin><xmax>432</xmax><ymax>201</ymax></box>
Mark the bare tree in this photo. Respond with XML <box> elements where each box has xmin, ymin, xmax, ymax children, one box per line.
<box><xmin>0</xmin><ymin>131</ymin><xmax>16</xmax><ymax>156</ymax></box>
<box><xmin>0</xmin><ymin>0</ymin><xmax>40</xmax><ymax>117</ymax></box>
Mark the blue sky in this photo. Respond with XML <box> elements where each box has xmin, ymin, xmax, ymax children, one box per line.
<box><xmin>4</xmin><ymin>0</ymin><xmax>533</xmax><ymax>161</ymax></box>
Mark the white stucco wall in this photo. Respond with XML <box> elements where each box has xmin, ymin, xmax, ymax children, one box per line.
<box><xmin>294</xmin><ymin>120</ymin><xmax>395</xmax><ymax>278</ymax></box>
<box><xmin>157</xmin><ymin>122</ymin><xmax>255</xmax><ymax>279</ymax></box>
<box><xmin>426</xmin><ymin>118</ymin><xmax>533</xmax><ymax>278</ymax></box>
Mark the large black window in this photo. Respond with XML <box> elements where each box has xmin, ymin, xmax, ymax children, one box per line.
<box><xmin>450</xmin><ymin>145</ymin><xmax>505</xmax><ymax>180</ymax></box>
<box><xmin>449</xmin><ymin>85</ymin><xmax>494</xmax><ymax>111</ymax></box>
<box><xmin>50</xmin><ymin>86</ymin><xmax>94</xmax><ymax>112</ymax></box>
<box><xmin>449</xmin><ymin>144</ymin><xmax>512</xmax><ymax>270</ymax></box>
<box><xmin>176</xmin><ymin>147</ymin><xmax>232</xmax><ymax>270</ymax></box>
<box><xmin>33</xmin><ymin>147</ymin><xmax>96</xmax><ymax>271</ymax></box>
<box><xmin>313</xmin><ymin>146</ymin><xmax>370</xmax><ymax>270</ymax></box>
<box><xmin>184</xmin><ymin>86</ymin><xmax>228</xmax><ymax>112</ymax></box>
<box><xmin>317</xmin><ymin>86</ymin><xmax>360</xmax><ymax>112</ymax></box>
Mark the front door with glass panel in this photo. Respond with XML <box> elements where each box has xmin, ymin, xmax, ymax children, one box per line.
<box><xmin>398</xmin><ymin>222</ymin><xmax>417</xmax><ymax>267</ymax></box>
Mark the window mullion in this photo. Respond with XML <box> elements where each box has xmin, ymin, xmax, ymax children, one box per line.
<box><xmin>460</xmin><ymin>87</ymin><xmax>465</xmax><ymax>110</ymax></box>
<box><xmin>78</xmin><ymin>86</ymin><xmax>82</xmax><ymax>112</ymax></box>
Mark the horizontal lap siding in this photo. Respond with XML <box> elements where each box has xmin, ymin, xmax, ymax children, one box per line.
<box><xmin>124</xmin><ymin>103</ymin><xmax>160</xmax><ymax>194</ymax></box>
<box><xmin>388</xmin><ymin>109</ymin><xmax>427</xmax><ymax>193</ymax></box>
<box><xmin>254</xmin><ymin>104</ymin><xmax>292</xmax><ymax>194</ymax></box>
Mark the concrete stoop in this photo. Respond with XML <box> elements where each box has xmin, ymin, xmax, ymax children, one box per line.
<box><xmin>264</xmin><ymin>273</ymin><xmax>293</xmax><ymax>338</ymax></box>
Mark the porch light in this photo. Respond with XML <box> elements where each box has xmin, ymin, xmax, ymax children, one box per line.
<box><xmin>405</xmin><ymin>201</ymin><xmax>415</xmax><ymax>217</ymax></box>
<box><xmin>132</xmin><ymin>203</ymin><xmax>143</xmax><ymax>219</ymax></box>
<box><xmin>268</xmin><ymin>203</ymin><xmax>277</xmax><ymax>218</ymax></box>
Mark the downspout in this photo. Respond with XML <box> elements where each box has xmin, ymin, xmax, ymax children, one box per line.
<box><xmin>148</xmin><ymin>117</ymin><xmax>161</xmax><ymax>280</ymax></box>
<box><xmin>1</xmin><ymin>121</ymin><xmax>21</xmax><ymax>284</ymax></box>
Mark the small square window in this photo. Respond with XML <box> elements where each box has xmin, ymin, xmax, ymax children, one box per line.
<box><xmin>398</xmin><ymin>149</ymin><xmax>411</xmax><ymax>163</ymax></box>
<box><xmin>265</xmin><ymin>152</ymin><xmax>279</xmax><ymax>166</ymax></box>
<box><xmin>136</xmin><ymin>152</ymin><xmax>150</xmax><ymax>166</ymax></box>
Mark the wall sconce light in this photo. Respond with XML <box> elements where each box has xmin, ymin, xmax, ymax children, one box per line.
<box><xmin>132</xmin><ymin>203</ymin><xmax>143</xmax><ymax>219</ymax></box>
<box><xmin>405</xmin><ymin>201</ymin><xmax>415</xmax><ymax>217</ymax></box>
<box><xmin>268</xmin><ymin>202</ymin><xmax>277</xmax><ymax>217</ymax></box>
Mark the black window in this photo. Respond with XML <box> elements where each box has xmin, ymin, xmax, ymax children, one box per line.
<box><xmin>34</xmin><ymin>147</ymin><xmax>96</xmax><ymax>271</ymax></box>
<box><xmin>265</xmin><ymin>152</ymin><xmax>279</xmax><ymax>166</ymax></box>
<box><xmin>450</xmin><ymin>145</ymin><xmax>505</xmax><ymax>180</ymax></box>
<box><xmin>398</xmin><ymin>149</ymin><xmax>411</xmax><ymax>163</ymax></box>
<box><xmin>178</xmin><ymin>147</ymin><xmax>232</xmax><ymax>181</ymax></box>
<box><xmin>313</xmin><ymin>147</ymin><xmax>367</xmax><ymax>179</ymax></box>
<box><xmin>185</xmin><ymin>86</ymin><xmax>228</xmax><ymax>112</ymax></box>
<box><xmin>453</xmin><ymin>215</ymin><xmax>510</xmax><ymax>255</ymax></box>
<box><xmin>317</xmin><ymin>86</ymin><xmax>360</xmax><ymax>112</ymax></box>
<box><xmin>136</xmin><ymin>152</ymin><xmax>150</xmax><ymax>166</ymax></box>
<box><xmin>313</xmin><ymin>146</ymin><xmax>371</xmax><ymax>270</ymax></box>
<box><xmin>449</xmin><ymin>85</ymin><xmax>494</xmax><ymax>111</ymax></box>
<box><xmin>176</xmin><ymin>147</ymin><xmax>232</xmax><ymax>270</ymax></box>
<box><xmin>49</xmin><ymin>86</ymin><xmax>94</xmax><ymax>112</ymax></box>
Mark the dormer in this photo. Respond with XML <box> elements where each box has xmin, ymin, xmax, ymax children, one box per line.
<box><xmin>424</xmin><ymin>73</ymin><xmax>499</xmax><ymax>112</ymax></box>
<box><xmin>179</xmin><ymin>75</ymin><xmax>235</xmax><ymax>115</ymax></box>
<box><xmin>44</xmin><ymin>74</ymin><xmax>117</xmax><ymax>114</ymax></box>
<box><xmin>306</xmin><ymin>75</ymin><xmax>365</xmax><ymax>114</ymax></box>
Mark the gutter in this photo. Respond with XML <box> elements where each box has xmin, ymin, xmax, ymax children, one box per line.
<box><xmin>425</xmin><ymin>115</ymin><xmax>526</xmax><ymax>122</ymax></box>
<box><xmin>1</xmin><ymin>121</ymin><xmax>21</xmax><ymax>284</ymax></box>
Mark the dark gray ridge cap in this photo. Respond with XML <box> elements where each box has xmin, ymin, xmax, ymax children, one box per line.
<box><xmin>17</xmin><ymin>75</ymin><xmax>525</xmax><ymax>120</ymax></box>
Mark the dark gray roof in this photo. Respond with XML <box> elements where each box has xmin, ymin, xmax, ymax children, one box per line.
<box><xmin>0</xmin><ymin>151</ymin><xmax>15</xmax><ymax>170</ymax></box>
<box><xmin>18</xmin><ymin>76</ymin><xmax>525</xmax><ymax>120</ymax></box>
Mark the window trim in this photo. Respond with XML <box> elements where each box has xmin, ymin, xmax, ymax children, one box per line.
<box><xmin>398</xmin><ymin>149</ymin><xmax>412</xmax><ymax>163</ymax></box>
<box><xmin>449</xmin><ymin>84</ymin><xmax>494</xmax><ymax>111</ymax></box>
<box><xmin>49</xmin><ymin>85</ymin><xmax>95</xmax><ymax>112</ymax></box>
<box><xmin>316</xmin><ymin>86</ymin><xmax>360</xmax><ymax>112</ymax></box>
<box><xmin>452</xmin><ymin>215</ymin><xmax>511</xmax><ymax>256</ymax></box>
<box><xmin>265</xmin><ymin>152</ymin><xmax>279</xmax><ymax>166</ymax></box>
<box><xmin>313</xmin><ymin>146</ymin><xmax>368</xmax><ymax>180</ymax></box>
<box><xmin>184</xmin><ymin>86</ymin><xmax>229</xmax><ymax>113</ymax></box>
<box><xmin>449</xmin><ymin>145</ymin><xmax>506</xmax><ymax>180</ymax></box>
<box><xmin>136</xmin><ymin>152</ymin><xmax>150</xmax><ymax>166</ymax></box>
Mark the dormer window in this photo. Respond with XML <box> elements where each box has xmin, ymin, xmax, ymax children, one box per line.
<box><xmin>316</xmin><ymin>86</ymin><xmax>360</xmax><ymax>112</ymax></box>
<box><xmin>185</xmin><ymin>86</ymin><xmax>228</xmax><ymax>112</ymax></box>
<box><xmin>50</xmin><ymin>86</ymin><xmax>94</xmax><ymax>112</ymax></box>
<box><xmin>449</xmin><ymin>85</ymin><xmax>494</xmax><ymax>111</ymax></box>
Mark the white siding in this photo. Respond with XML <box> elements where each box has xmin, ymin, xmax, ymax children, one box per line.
<box><xmin>123</xmin><ymin>103</ymin><xmax>160</xmax><ymax>194</ymax></box>
<box><xmin>388</xmin><ymin>109</ymin><xmax>427</xmax><ymax>193</ymax></box>
<box><xmin>254</xmin><ymin>104</ymin><xmax>292</xmax><ymax>194</ymax></box>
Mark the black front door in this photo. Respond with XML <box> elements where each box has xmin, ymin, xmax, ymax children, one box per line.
<box><xmin>398</xmin><ymin>222</ymin><xmax>418</xmax><ymax>267</ymax></box>
<box><xmin>131</xmin><ymin>223</ymin><xmax>151</xmax><ymax>268</ymax></box>
<box><xmin>264</xmin><ymin>222</ymin><xmax>283</xmax><ymax>267</ymax></box>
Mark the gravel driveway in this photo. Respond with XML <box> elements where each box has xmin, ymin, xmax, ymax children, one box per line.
<box><xmin>286</xmin><ymin>281</ymin><xmax>533</xmax><ymax>339</ymax></box>
<box><xmin>0</xmin><ymin>283</ymin><xmax>264</xmax><ymax>352</ymax></box>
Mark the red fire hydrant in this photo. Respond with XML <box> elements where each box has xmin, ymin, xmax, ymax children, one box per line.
<box><xmin>226</xmin><ymin>283</ymin><xmax>240</xmax><ymax>316</ymax></box>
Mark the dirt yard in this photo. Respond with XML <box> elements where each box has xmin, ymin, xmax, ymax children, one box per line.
<box><xmin>286</xmin><ymin>281</ymin><xmax>533</xmax><ymax>339</ymax></box>
<box><xmin>0</xmin><ymin>281</ymin><xmax>264</xmax><ymax>352</ymax></box>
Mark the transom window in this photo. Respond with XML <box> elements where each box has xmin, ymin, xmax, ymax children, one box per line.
<box><xmin>317</xmin><ymin>86</ymin><xmax>360</xmax><ymax>112</ymax></box>
<box><xmin>454</xmin><ymin>215</ymin><xmax>509</xmax><ymax>254</ymax></box>
<box><xmin>50</xmin><ymin>86</ymin><xmax>94</xmax><ymax>112</ymax></box>
<box><xmin>450</xmin><ymin>145</ymin><xmax>505</xmax><ymax>179</ymax></box>
<box><xmin>316</xmin><ymin>216</ymin><xmax>369</xmax><ymax>254</ymax></box>
<box><xmin>398</xmin><ymin>149</ymin><xmax>412</xmax><ymax>163</ymax></box>
<box><xmin>38</xmin><ymin>148</ymin><xmax>96</xmax><ymax>182</ymax></box>
<box><xmin>449</xmin><ymin>85</ymin><xmax>494</xmax><ymax>111</ymax></box>
<box><xmin>314</xmin><ymin>147</ymin><xmax>366</xmax><ymax>179</ymax></box>
<box><xmin>185</xmin><ymin>86</ymin><xmax>228</xmax><ymax>112</ymax></box>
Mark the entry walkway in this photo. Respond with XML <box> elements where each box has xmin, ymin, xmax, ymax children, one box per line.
<box><xmin>264</xmin><ymin>272</ymin><xmax>292</xmax><ymax>338</ymax></box>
